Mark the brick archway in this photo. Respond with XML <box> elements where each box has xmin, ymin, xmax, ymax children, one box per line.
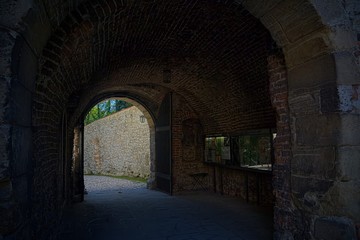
<box><xmin>1</xmin><ymin>0</ymin><xmax>359</xmax><ymax>239</ymax></box>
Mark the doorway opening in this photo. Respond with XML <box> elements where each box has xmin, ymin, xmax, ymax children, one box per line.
<box><xmin>71</xmin><ymin>97</ymin><xmax>156</xmax><ymax>199</ymax></box>
<box><xmin>83</xmin><ymin>98</ymin><xmax>150</xmax><ymax>180</ymax></box>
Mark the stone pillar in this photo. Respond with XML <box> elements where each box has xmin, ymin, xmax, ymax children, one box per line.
<box><xmin>0</xmin><ymin>2</ymin><xmax>50</xmax><ymax>237</ymax></box>
<box><xmin>0</xmin><ymin>30</ymin><xmax>17</xmax><ymax>238</ymax></box>
<box><xmin>147</xmin><ymin>125</ymin><xmax>157</xmax><ymax>189</ymax></box>
<box><xmin>287</xmin><ymin>51</ymin><xmax>359</xmax><ymax>239</ymax></box>
<box><xmin>72</xmin><ymin>126</ymin><xmax>84</xmax><ymax>202</ymax></box>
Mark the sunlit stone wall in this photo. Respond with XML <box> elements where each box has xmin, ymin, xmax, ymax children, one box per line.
<box><xmin>84</xmin><ymin>106</ymin><xmax>150</xmax><ymax>178</ymax></box>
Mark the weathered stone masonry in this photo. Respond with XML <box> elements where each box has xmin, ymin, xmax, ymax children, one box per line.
<box><xmin>1</xmin><ymin>0</ymin><xmax>360</xmax><ymax>239</ymax></box>
<box><xmin>84</xmin><ymin>106</ymin><xmax>150</xmax><ymax>178</ymax></box>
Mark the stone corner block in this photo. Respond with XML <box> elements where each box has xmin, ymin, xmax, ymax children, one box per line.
<box><xmin>314</xmin><ymin>216</ymin><xmax>357</xmax><ymax>240</ymax></box>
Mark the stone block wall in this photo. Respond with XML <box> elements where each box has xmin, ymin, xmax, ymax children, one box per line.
<box><xmin>84</xmin><ymin>106</ymin><xmax>150</xmax><ymax>178</ymax></box>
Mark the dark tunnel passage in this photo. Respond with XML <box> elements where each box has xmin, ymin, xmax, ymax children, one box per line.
<box><xmin>1</xmin><ymin>0</ymin><xmax>359</xmax><ymax>239</ymax></box>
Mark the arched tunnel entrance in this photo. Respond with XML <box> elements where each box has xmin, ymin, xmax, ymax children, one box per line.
<box><xmin>10</xmin><ymin>0</ymin><xmax>287</xmax><ymax>237</ymax></box>
<box><xmin>2</xmin><ymin>0</ymin><xmax>360</xmax><ymax>239</ymax></box>
<box><xmin>71</xmin><ymin>97</ymin><xmax>156</xmax><ymax>201</ymax></box>
<box><xmin>70</xmin><ymin>92</ymin><xmax>176</xmax><ymax>199</ymax></box>
<box><xmin>63</xmin><ymin>88</ymin><xmax>277</xmax><ymax>240</ymax></box>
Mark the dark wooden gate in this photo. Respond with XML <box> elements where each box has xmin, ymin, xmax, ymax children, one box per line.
<box><xmin>155</xmin><ymin>92</ymin><xmax>172</xmax><ymax>194</ymax></box>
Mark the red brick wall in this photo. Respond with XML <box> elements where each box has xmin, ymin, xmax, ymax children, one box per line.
<box><xmin>267</xmin><ymin>53</ymin><xmax>296</xmax><ymax>235</ymax></box>
<box><xmin>170</xmin><ymin>54</ymin><xmax>290</xmax><ymax>211</ymax></box>
<box><xmin>171</xmin><ymin>89</ymin><xmax>275</xmax><ymax>206</ymax></box>
<box><xmin>3</xmin><ymin>0</ymin><xmax>359</xmax><ymax>239</ymax></box>
<box><xmin>31</xmin><ymin>0</ymin><xmax>285</xmax><ymax>238</ymax></box>
<box><xmin>171</xmin><ymin>93</ymin><xmax>210</xmax><ymax>192</ymax></box>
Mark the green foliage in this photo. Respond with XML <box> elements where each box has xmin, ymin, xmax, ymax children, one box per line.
<box><xmin>84</xmin><ymin>99</ymin><xmax>132</xmax><ymax>125</ymax></box>
<box><xmin>215</xmin><ymin>137</ymin><xmax>223</xmax><ymax>155</ymax></box>
<box><xmin>239</xmin><ymin>136</ymin><xmax>259</xmax><ymax>166</ymax></box>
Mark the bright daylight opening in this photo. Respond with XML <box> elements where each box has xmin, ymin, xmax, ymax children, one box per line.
<box><xmin>83</xmin><ymin>98</ymin><xmax>151</xmax><ymax>192</ymax></box>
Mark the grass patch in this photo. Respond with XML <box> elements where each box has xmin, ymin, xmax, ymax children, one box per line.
<box><xmin>85</xmin><ymin>173</ymin><xmax>147</xmax><ymax>183</ymax></box>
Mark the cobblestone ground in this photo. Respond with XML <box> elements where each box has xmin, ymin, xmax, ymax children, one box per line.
<box><xmin>59</xmin><ymin>176</ymin><xmax>273</xmax><ymax>240</ymax></box>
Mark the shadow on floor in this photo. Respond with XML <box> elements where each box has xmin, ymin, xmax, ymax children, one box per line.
<box><xmin>59</xmin><ymin>184</ymin><xmax>273</xmax><ymax>240</ymax></box>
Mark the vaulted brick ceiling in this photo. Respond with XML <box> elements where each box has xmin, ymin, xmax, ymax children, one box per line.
<box><xmin>38</xmin><ymin>0</ymin><xmax>276</xmax><ymax>132</ymax></box>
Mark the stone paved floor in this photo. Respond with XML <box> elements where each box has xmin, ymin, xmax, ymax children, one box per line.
<box><xmin>59</xmin><ymin>176</ymin><xmax>273</xmax><ymax>240</ymax></box>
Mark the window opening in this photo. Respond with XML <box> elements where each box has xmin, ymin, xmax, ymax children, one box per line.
<box><xmin>204</xmin><ymin>129</ymin><xmax>276</xmax><ymax>171</ymax></box>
